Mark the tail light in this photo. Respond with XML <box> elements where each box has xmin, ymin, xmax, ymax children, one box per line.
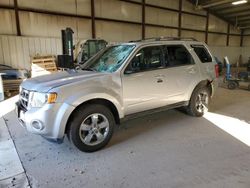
<box><xmin>215</xmin><ymin>64</ymin><xmax>219</xmax><ymax>78</ymax></box>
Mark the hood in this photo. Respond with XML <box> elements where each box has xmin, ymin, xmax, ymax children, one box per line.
<box><xmin>21</xmin><ymin>70</ymin><xmax>106</xmax><ymax>92</ymax></box>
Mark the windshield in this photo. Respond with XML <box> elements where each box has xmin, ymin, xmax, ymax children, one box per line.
<box><xmin>83</xmin><ymin>45</ymin><xmax>135</xmax><ymax>73</ymax></box>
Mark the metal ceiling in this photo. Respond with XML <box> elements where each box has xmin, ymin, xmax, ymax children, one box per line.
<box><xmin>190</xmin><ymin>0</ymin><xmax>250</xmax><ymax>29</ymax></box>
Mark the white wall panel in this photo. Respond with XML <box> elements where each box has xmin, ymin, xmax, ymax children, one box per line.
<box><xmin>230</xmin><ymin>25</ymin><xmax>241</xmax><ymax>34</ymax></box>
<box><xmin>18</xmin><ymin>0</ymin><xmax>91</xmax><ymax>16</ymax></box>
<box><xmin>75</xmin><ymin>0</ymin><xmax>91</xmax><ymax>16</ymax></box>
<box><xmin>0</xmin><ymin>9</ymin><xmax>16</xmax><ymax>35</ymax></box>
<box><xmin>0</xmin><ymin>0</ymin><xmax>13</xmax><ymax>5</ymax></box>
<box><xmin>182</xmin><ymin>0</ymin><xmax>206</xmax><ymax>16</ymax></box>
<box><xmin>243</xmin><ymin>36</ymin><xmax>250</xmax><ymax>46</ymax></box>
<box><xmin>0</xmin><ymin>35</ymin><xmax>62</xmax><ymax>70</ymax></box>
<box><xmin>209</xmin><ymin>46</ymin><xmax>242</xmax><ymax>64</ymax></box>
<box><xmin>146</xmin><ymin>7</ymin><xmax>178</xmax><ymax>27</ymax></box>
<box><xmin>241</xmin><ymin>47</ymin><xmax>250</xmax><ymax>63</ymax></box>
<box><xmin>146</xmin><ymin>0</ymin><xmax>179</xmax><ymax>10</ymax></box>
<box><xmin>182</xmin><ymin>14</ymin><xmax>206</xmax><ymax>31</ymax></box>
<box><xmin>95</xmin><ymin>0</ymin><xmax>141</xmax><ymax>22</ymax></box>
<box><xmin>145</xmin><ymin>26</ymin><xmax>178</xmax><ymax>38</ymax></box>
<box><xmin>229</xmin><ymin>36</ymin><xmax>241</xmax><ymax>47</ymax></box>
<box><xmin>181</xmin><ymin>30</ymin><xmax>205</xmax><ymax>42</ymax></box>
<box><xmin>208</xmin><ymin>33</ymin><xmax>227</xmax><ymax>46</ymax></box>
<box><xmin>209</xmin><ymin>14</ymin><xmax>227</xmax><ymax>33</ymax></box>
<box><xmin>19</xmin><ymin>11</ymin><xmax>92</xmax><ymax>38</ymax></box>
<box><xmin>244</xmin><ymin>30</ymin><xmax>250</xmax><ymax>34</ymax></box>
<box><xmin>96</xmin><ymin>21</ymin><xmax>141</xmax><ymax>42</ymax></box>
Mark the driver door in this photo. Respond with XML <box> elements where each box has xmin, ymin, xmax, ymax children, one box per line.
<box><xmin>122</xmin><ymin>45</ymin><xmax>167</xmax><ymax>115</ymax></box>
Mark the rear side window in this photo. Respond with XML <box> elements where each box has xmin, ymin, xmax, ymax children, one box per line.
<box><xmin>192</xmin><ymin>45</ymin><xmax>212</xmax><ymax>63</ymax></box>
<box><xmin>163</xmin><ymin>45</ymin><xmax>194</xmax><ymax>67</ymax></box>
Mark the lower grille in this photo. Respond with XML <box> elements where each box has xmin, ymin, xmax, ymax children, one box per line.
<box><xmin>19</xmin><ymin>88</ymin><xmax>29</xmax><ymax>111</ymax></box>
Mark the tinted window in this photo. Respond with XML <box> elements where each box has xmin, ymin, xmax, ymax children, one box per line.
<box><xmin>125</xmin><ymin>46</ymin><xmax>163</xmax><ymax>73</ymax></box>
<box><xmin>164</xmin><ymin>45</ymin><xmax>194</xmax><ymax>67</ymax></box>
<box><xmin>192</xmin><ymin>45</ymin><xmax>212</xmax><ymax>63</ymax></box>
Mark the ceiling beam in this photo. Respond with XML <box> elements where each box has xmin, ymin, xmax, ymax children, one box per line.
<box><xmin>238</xmin><ymin>20</ymin><xmax>250</xmax><ymax>25</ymax></box>
<box><xmin>210</xmin><ymin>2</ymin><xmax>250</xmax><ymax>11</ymax></box>
<box><xmin>240</xmin><ymin>23</ymin><xmax>250</xmax><ymax>27</ymax></box>
<box><xmin>197</xmin><ymin>0</ymin><xmax>235</xmax><ymax>9</ymax></box>
<box><xmin>229</xmin><ymin>16</ymin><xmax>250</xmax><ymax>21</ymax></box>
<box><xmin>240</xmin><ymin>25</ymin><xmax>250</xmax><ymax>29</ymax></box>
<box><xmin>224</xmin><ymin>11</ymin><xmax>250</xmax><ymax>18</ymax></box>
<box><xmin>216</xmin><ymin>6</ymin><xmax>250</xmax><ymax>15</ymax></box>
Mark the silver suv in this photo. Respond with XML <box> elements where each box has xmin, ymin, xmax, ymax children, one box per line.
<box><xmin>16</xmin><ymin>37</ymin><xmax>219</xmax><ymax>152</ymax></box>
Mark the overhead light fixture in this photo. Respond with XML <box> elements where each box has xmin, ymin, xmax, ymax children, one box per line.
<box><xmin>232</xmin><ymin>0</ymin><xmax>248</xmax><ymax>5</ymax></box>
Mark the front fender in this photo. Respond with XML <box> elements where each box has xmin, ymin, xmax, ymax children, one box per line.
<box><xmin>66</xmin><ymin>92</ymin><xmax>124</xmax><ymax>118</ymax></box>
<box><xmin>55</xmin><ymin>93</ymin><xmax>123</xmax><ymax>139</ymax></box>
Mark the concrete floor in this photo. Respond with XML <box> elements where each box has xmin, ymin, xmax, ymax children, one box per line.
<box><xmin>3</xmin><ymin>87</ymin><xmax>250</xmax><ymax>188</ymax></box>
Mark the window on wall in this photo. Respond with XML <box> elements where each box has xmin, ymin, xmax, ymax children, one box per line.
<box><xmin>191</xmin><ymin>45</ymin><xmax>212</xmax><ymax>63</ymax></box>
<box><xmin>163</xmin><ymin>45</ymin><xmax>194</xmax><ymax>67</ymax></box>
<box><xmin>125</xmin><ymin>46</ymin><xmax>164</xmax><ymax>73</ymax></box>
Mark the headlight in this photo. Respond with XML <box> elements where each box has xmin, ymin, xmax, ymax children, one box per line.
<box><xmin>28</xmin><ymin>92</ymin><xmax>57</xmax><ymax>108</ymax></box>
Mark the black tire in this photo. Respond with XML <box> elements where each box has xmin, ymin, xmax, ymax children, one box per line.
<box><xmin>68</xmin><ymin>104</ymin><xmax>115</xmax><ymax>152</ymax></box>
<box><xmin>227</xmin><ymin>81</ymin><xmax>237</xmax><ymax>90</ymax></box>
<box><xmin>186</xmin><ymin>86</ymin><xmax>210</xmax><ymax>117</ymax></box>
<box><xmin>248</xmin><ymin>84</ymin><xmax>250</xmax><ymax>91</ymax></box>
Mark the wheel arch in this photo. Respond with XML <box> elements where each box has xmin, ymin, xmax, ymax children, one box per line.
<box><xmin>65</xmin><ymin>98</ymin><xmax>121</xmax><ymax>135</ymax></box>
<box><xmin>190</xmin><ymin>79</ymin><xmax>213</xmax><ymax>100</ymax></box>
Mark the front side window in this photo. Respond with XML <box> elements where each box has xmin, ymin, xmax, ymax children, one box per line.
<box><xmin>125</xmin><ymin>46</ymin><xmax>163</xmax><ymax>73</ymax></box>
<box><xmin>164</xmin><ymin>45</ymin><xmax>194</xmax><ymax>67</ymax></box>
<box><xmin>192</xmin><ymin>45</ymin><xmax>212</xmax><ymax>63</ymax></box>
<box><xmin>84</xmin><ymin>45</ymin><xmax>135</xmax><ymax>73</ymax></box>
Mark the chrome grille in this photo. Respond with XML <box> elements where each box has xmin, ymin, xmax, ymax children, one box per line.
<box><xmin>20</xmin><ymin>88</ymin><xmax>29</xmax><ymax>110</ymax></box>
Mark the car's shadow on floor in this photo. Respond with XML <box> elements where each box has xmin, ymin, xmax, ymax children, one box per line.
<box><xmin>107</xmin><ymin>109</ymin><xmax>204</xmax><ymax>149</ymax></box>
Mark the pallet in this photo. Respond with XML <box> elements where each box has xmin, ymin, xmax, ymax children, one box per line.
<box><xmin>3</xmin><ymin>79</ymin><xmax>22</xmax><ymax>91</ymax></box>
<box><xmin>32</xmin><ymin>55</ymin><xmax>56</xmax><ymax>61</ymax></box>
<box><xmin>31</xmin><ymin>55</ymin><xmax>58</xmax><ymax>77</ymax></box>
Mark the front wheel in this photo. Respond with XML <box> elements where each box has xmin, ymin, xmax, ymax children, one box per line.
<box><xmin>186</xmin><ymin>86</ymin><xmax>210</xmax><ymax>117</ymax></box>
<box><xmin>68</xmin><ymin>104</ymin><xmax>115</xmax><ymax>152</ymax></box>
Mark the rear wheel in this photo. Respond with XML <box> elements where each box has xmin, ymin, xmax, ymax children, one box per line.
<box><xmin>68</xmin><ymin>104</ymin><xmax>115</xmax><ymax>152</ymax></box>
<box><xmin>227</xmin><ymin>81</ymin><xmax>237</xmax><ymax>90</ymax></box>
<box><xmin>186</xmin><ymin>86</ymin><xmax>210</xmax><ymax>117</ymax></box>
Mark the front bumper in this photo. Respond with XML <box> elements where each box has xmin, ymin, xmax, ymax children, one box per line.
<box><xmin>15</xmin><ymin>101</ymin><xmax>75</xmax><ymax>141</ymax></box>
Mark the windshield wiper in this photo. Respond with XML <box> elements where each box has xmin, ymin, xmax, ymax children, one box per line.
<box><xmin>82</xmin><ymin>68</ymin><xmax>96</xmax><ymax>72</ymax></box>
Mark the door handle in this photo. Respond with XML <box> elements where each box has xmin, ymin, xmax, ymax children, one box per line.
<box><xmin>157</xmin><ymin>78</ymin><xmax>163</xmax><ymax>83</ymax></box>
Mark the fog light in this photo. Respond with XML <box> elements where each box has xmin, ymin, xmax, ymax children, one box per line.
<box><xmin>31</xmin><ymin>120</ymin><xmax>44</xmax><ymax>130</ymax></box>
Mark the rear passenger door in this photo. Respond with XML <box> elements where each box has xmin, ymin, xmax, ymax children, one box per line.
<box><xmin>162</xmin><ymin>45</ymin><xmax>201</xmax><ymax>102</ymax></box>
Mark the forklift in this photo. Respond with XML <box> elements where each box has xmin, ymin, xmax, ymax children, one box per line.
<box><xmin>57</xmin><ymin>28</ymin><xmax>107</xmax><ymax>69</ymax></box>
<box><xmin>224</xmin><ymin>56</ymin><xmax>250</xmax><ymax>90</ymax></box>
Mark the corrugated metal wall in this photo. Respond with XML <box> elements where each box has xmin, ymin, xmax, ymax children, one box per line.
<box><xmin>0</xmin><ymin>35</ymin><xmax>62</xmax><ymax>70</ymax></box>
<box><xmin>0</xmin><ymin>0</ymin><xmax>249</xmax><ymax>70</ymax></box>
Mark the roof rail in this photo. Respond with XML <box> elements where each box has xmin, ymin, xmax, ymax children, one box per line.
<box><xmin>129</xmin><ymin>37</ymin><xmax>197</xmax><ymax>43</ymax></box>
